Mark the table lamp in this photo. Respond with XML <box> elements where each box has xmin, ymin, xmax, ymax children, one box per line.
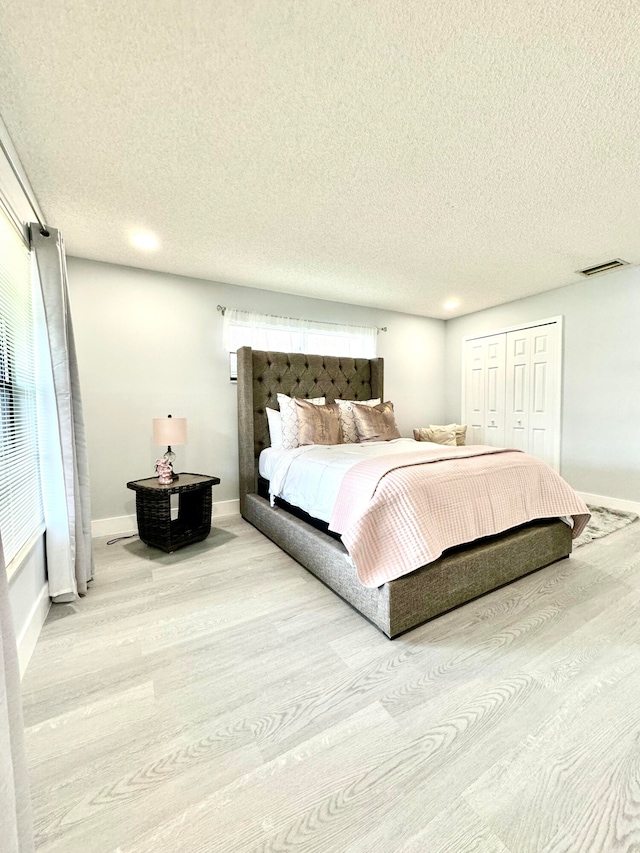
<box><xmin>153</xmin><ymin>415</ymin><xmax>187</xmax><ymax>482</ymax></box>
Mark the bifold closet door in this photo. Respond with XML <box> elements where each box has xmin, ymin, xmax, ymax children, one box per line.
<box><xmin>464</xmin><ymin>321</ymin><xmax>560</xmax><ymax>467</ymax></box>
<box><xmin>484</xmin><ymin>334</ymin><xmax>506</xmax><ymax>447</ymax></box>
<box><xmin>463</xmin><ymin>334</ymin><xmax>506</xmax><ymax>447</ymax></box>
<box><xmin>464</xmin><ymin>338</ymin><xmax>485</xmax><ymax>445</ymax></box>
<box><xmin>505</xmin><ymin>324</ymin><xmax>558</xmax><ymax>463</ymax></box>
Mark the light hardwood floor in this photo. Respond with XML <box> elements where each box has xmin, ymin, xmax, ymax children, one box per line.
<box><xmin>21</xmin><ymin>515</ymin><xmax>640</xmax><ymax>852</ymax></box>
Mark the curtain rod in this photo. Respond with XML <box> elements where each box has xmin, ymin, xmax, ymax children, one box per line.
<box><xmin>0</xmin><ymin>136</ymin><xmax>49</xmax><ymax>236</ymax></box>
<box><xmin>217</xmin><ymin>304</ymin><xmax>387</xmax><ymax>332</ymax></box>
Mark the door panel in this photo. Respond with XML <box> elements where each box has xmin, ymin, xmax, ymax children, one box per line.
<box><xmin>508</xmin><ymin>425</ymin><xmax>528</xmax><ymax>451</ymax></box>
<box><xmin>506</xmin><ymin>329</ymin><xmax>531</xmax><ymax>454</ymax></box>
<box><xmin>468</xmin><ymin>424</ymin><xmax>484</xmax><ymax>444</ymax></box>
<box><xmin>531</xmin><ymin>428</ymin><xmax>547</xmax><ymax>459</ymax></box>
<box><xmin>482</xmin><ymin>334</ymin><xmax>505</xmax><ymax>447</ymax></box>
<box><xmin>512</xmin><ymin>363</ymin><xmax>527</xmax><ymax>413</ymax></box>
<box><xmin>534</xmin><ymin>332</ymin><xmax>548</xmax><ymax>355</ymax></box>
<box><xmin>512</xmin><ymin>335</ymin><xmax>527</xmax><ymax>358</ymax></box>
<box><xmin>471</xmin><ymin>367</ymin><xmax>483</xmax><ymax>414</ymax></box>
<box><xmin>529</xmin><ymin>326</ymin><xmax>557</xmax><ymax>464</ymax></box>
<box><xmin>532</xmin><ymin>362</ymin><xmax>547</xmax><ymax>413</ymax></box>
<box><xmin>464</xmin><ymin>339</ymin><xmax>485</xmax><ymax>444</ymax></box>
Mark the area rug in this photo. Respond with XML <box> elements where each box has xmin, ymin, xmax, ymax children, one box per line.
<box><xmin>574</xmin><ymin>505</ymin><xmax>638</xmax><ymax>547</ymax></box>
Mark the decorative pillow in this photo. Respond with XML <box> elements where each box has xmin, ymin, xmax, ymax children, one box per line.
<box><xmin>336</xmin><ymin>398</ymin><xmax>381</xmax><ymax>443</ymax></box>
<box><xmin>266</xmin><ymin>407</ymin><xmax>283</xmax><ymax>449</ymax></box>
<box><xmin>294</xmin><ymin>399</ymin><xmax>342</xmax><ymax>446</ymax></box>
<box><xmin>277</xmin><ymin>393</ymin><xmax>325</xmax><ymax>449</ymax></box>
<box><xmin>353</xmin><ymin>401</ymin><xmax>402</xmax><ymax>442</ymax></box>
<box><xmin>430</xmin><ymin>423</ymin><xmax>467</xmax><ymax>446</ymax></box>
<box><xmin>413</xmin><ymin>426</ymin><xmax>457</xmax><ymax>446</ymax></box>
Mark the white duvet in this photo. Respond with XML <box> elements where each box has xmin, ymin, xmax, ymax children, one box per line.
<box><xmin>259</xmin><ymin>438</ymin><xmax>442</xmax><ymax>523</ymax></box>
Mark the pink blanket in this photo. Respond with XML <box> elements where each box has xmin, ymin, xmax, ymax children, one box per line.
<box><xmin>329</xmin><ymin>445</ymin><xmax>590</xmax><ymax>588</ymax></box>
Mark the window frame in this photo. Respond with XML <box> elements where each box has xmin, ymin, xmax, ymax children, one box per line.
<box><xmin>223</xmin><ymin>309</ymin><xmax>378</xmax><ymax>381</ymax></box>
<box><xmin>0</xmin><ymin>203</ymin><xmax>45</xmax><ymax>573</ymax></box>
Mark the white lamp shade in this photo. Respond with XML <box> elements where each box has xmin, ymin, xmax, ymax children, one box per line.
<box><xmin>153</xmin><ymin>417</ymin><xmax>187</xmax><ymax>447</ymax></box>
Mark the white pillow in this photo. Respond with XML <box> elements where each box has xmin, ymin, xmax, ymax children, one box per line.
<box><xmin>277</xmin><ymin>393</ymin><xmax>325</xmax><ymax>449</ymax></box>
<box><xmin>266</xmin><ymin>407</ymin><xmax>283</xmax><ymax>449</ymax></box>
<box><xmin>336</xmin><ymin>398</ymin><xmax>381</xmax><ymax>443</ymax></box>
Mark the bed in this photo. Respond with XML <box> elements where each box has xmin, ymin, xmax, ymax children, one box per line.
<box><xmin>237</xmin><ymin>346</ymin><xmax>582</xmax><ymax>638</ymax></box>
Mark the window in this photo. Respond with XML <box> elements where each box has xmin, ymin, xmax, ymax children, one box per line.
<box><xmin>223</xmin><ymin>309</ymin><xmax>378</xmax><ymax>379</ymax></box>
<box><xmin>0</xmin><ymin>206</ymin><xmax>43</xmax><ymax>567</ymax></box>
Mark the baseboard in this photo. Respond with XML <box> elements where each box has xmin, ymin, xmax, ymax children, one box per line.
<box><xmin>17</xmin><ymin>582</ymin><xmax>50</xmax><ymax>679</ymax></box>
<box><xmin>91</xmin><ymin>514</ymin><xmax>137</xmax><ymax>538</ymax></box>
<box><xmin>578</xmin><ymin>492</ymin><xmax>640</xmax><ymax>516</ymax></box>
<box><xmin>91</xmin><ymin>498</ymin><xmax>241</xmax><ymax>538</ymax></box>
<box><xmin>212</xmin><ymin>498</ymin><xmax>240</xmax><ymax>518</ymax></box>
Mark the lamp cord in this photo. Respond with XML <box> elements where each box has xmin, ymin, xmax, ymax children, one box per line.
<box><xmin>106</xmin><ymin>534</ymin><xmax>138</xmax><ymax>545</ymax></box>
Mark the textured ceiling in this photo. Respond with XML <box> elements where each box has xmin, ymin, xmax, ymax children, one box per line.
<box><xmin>1</xmin><ymin>1</ymin><xmax>639</xmax><ymax>318</ymax></box>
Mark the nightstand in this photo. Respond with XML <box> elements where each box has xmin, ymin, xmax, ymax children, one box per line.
<box><xmin>126</xmin><ymin>473</ymin><xmax>220</xmax><ymax>553</ymax></box>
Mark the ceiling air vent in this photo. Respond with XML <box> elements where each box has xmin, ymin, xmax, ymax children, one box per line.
<box><xmin>576</xmin><ymin>258</ymin><xmax>629</xmax><ymax>276</ymax></box>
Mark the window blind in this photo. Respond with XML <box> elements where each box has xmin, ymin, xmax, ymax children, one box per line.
<box><xmin>0</xmin><ymin>207</ymin><xmax>43</xmax><ymax>565</ymax></box>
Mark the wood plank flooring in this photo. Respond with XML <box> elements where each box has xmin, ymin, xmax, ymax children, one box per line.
<box><xmin>21</xmin><ymin>515</ymin><xmax>640</xmax><ymax>852</ymax></box>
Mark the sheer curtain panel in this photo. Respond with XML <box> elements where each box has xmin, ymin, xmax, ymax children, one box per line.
<box><xmin>223</xmin><ymin>309</ymin><xmax>377</xmax><ymax>359</ymax></box>
<box><xmin>31</xmin><ymin>225</ymin><xmax>93</xmax><ymax>600</ymax></box>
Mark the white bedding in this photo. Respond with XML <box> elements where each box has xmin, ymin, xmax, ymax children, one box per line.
<box><xmin>259</xmin><ymin>438</ymin><xmax>441</xmax><ymax>523</ymax></box>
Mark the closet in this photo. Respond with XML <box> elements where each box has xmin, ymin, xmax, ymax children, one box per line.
<box><xmin>463</xmin><ymin>317</ymin><xmax>562</xmax><ymax>469</ymax></box>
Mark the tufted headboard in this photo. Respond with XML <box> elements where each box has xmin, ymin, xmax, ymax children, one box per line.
<box><xmin>236</xmin><ymin>347</ymin><xmax>384</xmax><ymax>510</ymax></box>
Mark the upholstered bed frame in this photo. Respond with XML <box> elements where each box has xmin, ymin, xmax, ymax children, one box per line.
<box><xmin>237</xmin><ymin>347</ymin><xmax>572</xmax><ymax>638</ymax></box>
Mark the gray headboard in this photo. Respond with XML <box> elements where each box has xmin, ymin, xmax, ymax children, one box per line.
<box><xmin>236</xmin><ymin>347</ymin><xmax>384</xmax><ymax>510</ymax></box>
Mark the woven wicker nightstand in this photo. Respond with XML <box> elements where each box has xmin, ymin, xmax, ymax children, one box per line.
<box><xmin>127</xmin><ymin>473</ymin><xmax>220</xmax><ymax>553</ymax></box>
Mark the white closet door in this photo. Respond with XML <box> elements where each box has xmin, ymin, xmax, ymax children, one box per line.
<box><xmin>528</xmin><ymin>325</ymin><xmax>558</xmax><ymax>464</ymax></box>
<box><xmin>505</xmin><ymin>329</ymin><xmax>531</xmax><ymax>452</ymax></box>
<box><xmin>464</xmin><ymin>338</ymin><xmax>486</xmax><ymax>444</ymax></box>
<box><xmin>505</xmin><ymin>323</ymin><xmax>558</xmax><ymax>465</ymax></box>
<box><xmin>463</xmin><ymin>319</ymin><xmax>561</xmax><ymax>469</ymax></box>
<box><xmin>483</xmin><ymin>334</ymin><xmax>506</xmax><ymax>447</ymax></box>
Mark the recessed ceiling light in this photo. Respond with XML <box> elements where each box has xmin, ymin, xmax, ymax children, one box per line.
<box><xmin>444</xmin><ymin>299</ymin><xmax>459</xmax><ymax>310</ymax></box>
<box><xmin>130</xmin><ymin>231</ymin><xmax>158</xmax><ymax>251</ymax></box>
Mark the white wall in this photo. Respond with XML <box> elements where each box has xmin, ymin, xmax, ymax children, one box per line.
<box><xmin>444</xmin><ymin>265</ymin><xmax>640</xmax><ymax>504</ymax></box>
<box><xmin>8</xmin><ymin>536</ymin><xmax>49</xmax><ymax>677</ymax></box>
<box><xmin>66</xmin><ymin>257</ymin><xmax>446</xmax><ymax>527</ymax></box>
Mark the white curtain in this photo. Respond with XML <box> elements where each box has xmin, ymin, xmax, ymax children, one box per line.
<box><xmin>30</xmin><ymin>226</ymin><xmax>93</xmax><ymax>600</ymax></box>
<box><xmin>223</xmin><ymin>309</ymin><xmax>377</xmax><ymax>358</ymax></box>
<box><xmin>0</xmin><ymin>533</ymin><xmax>35</xmax><ymax>853</ymax></box>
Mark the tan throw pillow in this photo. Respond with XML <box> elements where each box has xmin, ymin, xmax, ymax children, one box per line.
<box><xmin>294</xmin><ymin>399</ymin><xmax>342</xmax><ymax>446</ymax></box>
<box><xmin>336</xmin><ymin>398</ymin><xmax>381</xmax><ymax>443</ymax></box>
<box><xmin>353</xmin><ymin>401</ymin><xmax>401</xmax><ymax>442</ymax></box>
<box><xmin>413</xmin><ymin>426</ymin><xmax>457</xmax><ymax>446</ymax></box>
<box><xmin>430</xmin><ymin>423</ymin><xmax>467</xmax><ymax>446</ymax></box>
<box><xmin>277</xmin><ymin>393</ymin><xmax>325</xmax><ymax>449</ymax></box>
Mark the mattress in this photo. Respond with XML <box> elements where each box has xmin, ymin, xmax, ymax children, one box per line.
<box><xmin>259</xmin><ymin>437</ymin><xmax>436</xmax><ymax>523</ymax></box>
<box><xmin>259</xmin><ymin>439</ymin><xmax>590</xmax><ymax>587</ymax></box>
